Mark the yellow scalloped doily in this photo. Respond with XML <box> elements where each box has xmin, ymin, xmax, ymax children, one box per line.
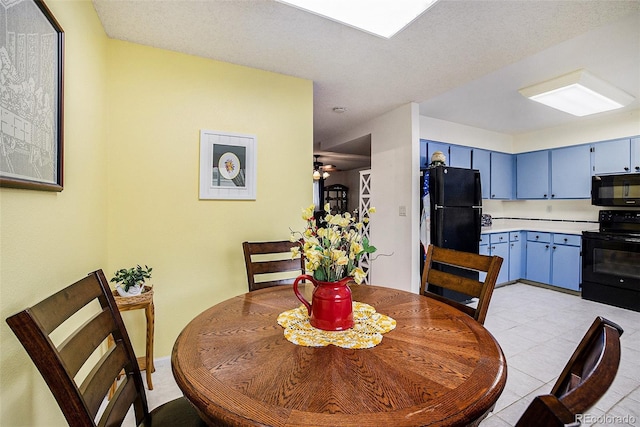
<box><xmin>277</xmin><ymin>302</ymin><xmax>396</xmax><ymax>349</ymax></box>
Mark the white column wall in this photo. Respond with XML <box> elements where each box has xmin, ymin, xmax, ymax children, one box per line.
<box><xmin>321</xmin><ymin>103</ymin><xmax>421</xmax><ymax>293</ymax></box>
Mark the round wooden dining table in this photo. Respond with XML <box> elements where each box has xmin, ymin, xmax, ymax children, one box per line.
<box><xmin>172</xmin><ymin>284</ymin><xmax>507</xmax><ymax>427</ymax></box>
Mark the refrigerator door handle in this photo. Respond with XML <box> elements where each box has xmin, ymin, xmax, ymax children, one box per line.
<box><xmin>474</xmin><ymin>170</ymin><xmax>482</xmax><ymax>205</ymax></box>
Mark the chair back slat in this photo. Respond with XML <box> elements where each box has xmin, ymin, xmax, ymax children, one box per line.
<box><xmin>80</xmin><ymin>344</ymin><xmax>131</xmax><ymax>419</ymax></box>
<box><xmin>100</xmin><ymin>376</ymin><xmax>140</xmax><ymax>427</ymax></box>
<box><xmin>5</xmin><ymin>270</ymin><xmax>151</xmax><ymax>427</ymax></box>
<box><xmin>250</xmin><ymin>258</ymin><xmax>302</xmax><ymax>275</ymax></box>
<box><xmin>426</xmin><ymin>269</ymin><xmax>484</xmax><ymax>297</ymax></box>
<box><xmin>420</xmin><ymin>244</ymin><xmax>503</xmax><ymax>324</ymax></box>
<box><xmin>59</xmin><ymin>309</ymin><xmax>115</xmax><ymax>378</ymax></box>
<box><xmin>430</xmin><ymin>248</ymin><xmax>494</xmax><ymax>272</ymax></box>
<box><xmin>29</xmin><ymin>275</ymin><xmax>103</xmax><ymax>334</ymax></box>
<box><xmin>243</xmin><ymin>240</ymin><xmax>304</xmax><ymax>291</ymax></box>
<box><xmin>245</xmin><ymin>240</ymin><xmax>298</xmax><ymax>255</ymax></box>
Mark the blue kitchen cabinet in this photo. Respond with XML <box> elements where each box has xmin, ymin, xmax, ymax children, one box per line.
<box><xmin>551</xmin><ymin>234</ymin><xmax>581</xmax><ymax>291</ymax></box>
<box><xmin>509</xmin><ymin>231</ymin><xmax>524</xmax><ymax>281</ymax></box>
<box><xmin>425</xmin><ymin>140</ymin><xmax>472</xmax><ymax>168</ymax></box>
<box><xmin>517</xmin><ymin>151</ymin><xmax>549</xmax><ymax>199</ymax></box>
<box><xmin>472</xmin><ymin>149</ymin><xmax>491</xmax><ymax>199</ymax></box>
<box><xmin>526</xmin><ymin>232</ymin><xmax>551</xmax><ymax>284</ymax></box>
<box><xmin>490</xmin><ymin>233</ymin><xmax>510</xmax><ymax>284</ymax></box>
<box><xmin>426</xmin><ymin>141</ymin><xmax>449</xmax><ymax>167</ymax></box>
<box><xmin>479</xmin><ymin>234</ymin><xmax>489</xmax><ymax>282</ymax></box>
<box><xmin>632</xmin><ymin>137</ymin><xmax>640</xmax><ymax>173</ymax></box>
<box><xmin>551</xmin><ymin>145</ymin><xmax>591</xmax><ymax>198</ymax></box>
<box><xmin>449</xmin><ymin>145</ymin><xmax>472</xmax><ymax>168</ymax></box>
<box><xmin>480</xmin><ymin>232</ymin><xmax>509</xmax><ymax>284</ymax></box>
<box><xmin>490</xmin><ymin>152</ymin><xmax>514</xmax><ymax>199</ymax></box>
<box><xmin>592</xmin><ymin>138</ymin><xmax>632</xmax><ymax>174</ymax></box>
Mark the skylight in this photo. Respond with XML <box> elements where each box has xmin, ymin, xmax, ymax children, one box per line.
<box><xmin>277</xmin><ymin>0</ymin><xmax>439</xmax><ymax>39</ymax></box>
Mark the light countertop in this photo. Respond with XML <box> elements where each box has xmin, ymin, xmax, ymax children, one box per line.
<box><xmin>481</xmin><ymin>218</ymin><xmax>598</xmax><ymax>235</ymax></box>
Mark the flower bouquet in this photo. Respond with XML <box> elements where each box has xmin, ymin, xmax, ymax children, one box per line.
<box><xmin>291</xmin><ymin>204</ymin><xmax>376</xmax><ymax>284</ymax></box>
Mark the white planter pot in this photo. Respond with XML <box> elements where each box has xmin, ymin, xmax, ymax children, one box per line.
<box><xmin>116</xmin><ymin>284</ymin><xmax>142</xmax><ymax>297</ymax></box>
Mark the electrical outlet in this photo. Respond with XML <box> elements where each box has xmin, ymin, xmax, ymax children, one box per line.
<box><xmin>399</xmin><ymin>206</ymin><xmax>407</xmax><ymax>216</ymax></box>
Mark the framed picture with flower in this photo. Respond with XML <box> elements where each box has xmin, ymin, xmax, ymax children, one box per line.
<box><xmin>199</xmin><ymin>129</ymin><xmax>257</xmax><ymax>200</ymax></box>
<box><xmin>0</xmin><ymin>0</ymin><xmax>65</xmax><ymax>191</ymax></box>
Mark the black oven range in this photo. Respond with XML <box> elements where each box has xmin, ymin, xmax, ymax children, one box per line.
<box><xmin>582</xmin><ymin>210</ymin><xmax>640</xmax><ymax>312</ymax></box>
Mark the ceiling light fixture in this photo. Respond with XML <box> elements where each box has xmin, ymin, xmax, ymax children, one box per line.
<box><xmin>277</xmin><ymin>0</ymin><xmax>439</xmax><ymax>39</ymax></box>
<box><xmin>313</xmin><ymin>155</ymin><xmax>330</xmax><ymax>180</ymax></box>
<box><xmin>519</xmin><ymin>69</ymin><xmax>635</xmax><ymax>117</ymax></box>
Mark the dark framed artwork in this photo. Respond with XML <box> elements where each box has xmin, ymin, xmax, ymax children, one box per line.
<box><xmin>0</xmin><ymin>0</ymin><xmax>64</xmax><ymax>191</ymax></box>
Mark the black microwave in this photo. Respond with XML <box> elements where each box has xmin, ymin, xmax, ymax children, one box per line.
<box><xmin>592</xmin><ymin>173</ymin><xmax>640</xmax><ymax>206</ymax></box>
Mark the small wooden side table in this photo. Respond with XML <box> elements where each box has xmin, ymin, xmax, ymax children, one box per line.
<box><xmin>110</xmin><ymin>286</ymin><xmax>155</xmax><ymax>391</ymax></box>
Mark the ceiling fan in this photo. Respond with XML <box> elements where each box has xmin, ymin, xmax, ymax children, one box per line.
<box><xmin>313</xmin><ymin>155</ymin><xmax>334</xmax><ymax>180</ymax></box>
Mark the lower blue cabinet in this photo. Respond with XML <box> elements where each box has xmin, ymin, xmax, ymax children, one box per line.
<box><xmin>526</xmin><ymin>233</ymin><xmax>552</xmax><ymax>284</ymax></box>
<box><xmin>525</xmin><ymin>232</ymin><xmax>581</xmax><ymax>291</ymax></box>
<box><xmin>481</xmin><ymin>232</ymin><xmax>510</xmax><ymax>284</ymax></box>
<box><xmin>509</xmin><ymin>232</ymin><xmax>524</xmax><ymax>281</ymax></box>
<box><xmin>551</xmin><ymin>234</ymin><xmax>581</xmax><ymax>291</ymax></box>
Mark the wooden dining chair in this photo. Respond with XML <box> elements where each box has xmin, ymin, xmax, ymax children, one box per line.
<box><xmin>6</xmin><ymin>269</ymin><xmax>207</xmax><ymax>427</ymax></box>
<box><xmin>243</xmin><ymin>240</ymin><xmax>304</xmax><ymax>291</ymax></box>
<box><xmin>516</xmin><ymin>316</ymin><xmax>624</xmax><ymax>426</ymax></box>
<box><xmin>420</xmin><ymin>244</ymin><xmax>503</xmax><ymax>324</ymax></box>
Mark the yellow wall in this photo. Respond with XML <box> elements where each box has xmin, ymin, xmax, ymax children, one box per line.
<box><xmin>0</xmin><ymin>1</ymin><xmax>313</xmax><ymax>425</ymax></box>
<box><xmin>105</xmin><ymin>40</ymin><xmax>313</xmax><ymax>356</ymax></box>
<box><xmin>0</xmin><ymin>1</ymin><xmax>109</xmax><ymax>425</ymax></box>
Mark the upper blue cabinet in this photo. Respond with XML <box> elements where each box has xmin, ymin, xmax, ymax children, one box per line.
<box><xmin>516</xmin><ymin>145</ymin><xmax>591</xmax><ymax>199</ymax></box>
<box><xmin>516</xmin><ymin>151</ymin><xmax>549</xmax><ymax>199</ymax></box>
<box><xmin>489</xmin><ymin>152</ymin><xmax>514</xmax><ymax>199</ymax></box>
<box><xmin>632</xmin><ymin>137</ymin><xmax>640</xmax><ymax>173</ymax></box>
<box><xmin>591</xmin><ymin>138</ymin><xmax>632</xmax><ymax>175</ymax></box>
<box><xmin>423</xmin><ymin>140</ymin><xmax>471</xmax><ymax>168</ymax></box>
<box><xmin>472</xmin><ymin>149</ymin><xmax>490</xmax><ymax>199</ymax></box>
<box><xmin>551</xmin><ymin>145</ymin><xmax>591</xmax><ymax>198</ymax></box>
<box><xmin>420</xmin><ymin>135</ymin><xmax>637</xmax><ymax>200</ymax></box>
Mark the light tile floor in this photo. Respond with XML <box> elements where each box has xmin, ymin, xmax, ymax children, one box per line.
<box><xmin>140</xmin><ymin>283</ymin><xmax>640</xmax><ymax>426</ymax></box>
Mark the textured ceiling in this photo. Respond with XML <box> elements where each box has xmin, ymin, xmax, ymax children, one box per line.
<box><xmin>92</xmin><ymin>0</ymin><xmax>640</xmax><ymax>169</ymax></box>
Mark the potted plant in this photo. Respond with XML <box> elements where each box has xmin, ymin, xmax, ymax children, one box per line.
<box><xmin>111</xmin><ymin>264</ymin><xmax>153</xmax><ymax>297</ymax></box>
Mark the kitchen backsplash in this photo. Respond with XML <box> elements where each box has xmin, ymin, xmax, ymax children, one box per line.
<box><xmin>482</xmin><ymin>199</ymin><xmax>600</xmax><ymax>222</ymax></box>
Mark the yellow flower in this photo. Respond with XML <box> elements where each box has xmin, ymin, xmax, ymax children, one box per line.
<box><xmin>368</xmin><ymin>207</ymin><xmax>376</xmax><ymax>214</ymax></box>
<box><xmin>290</xmin><ymin>247</ymin><xmax>300</xmax><ymax>258</ymax></box>
<box><xmin>351</xmin><ymin>267</ymin><xmax>366</xmax><ymax>284</ymax></box>
<box><xmin>350</xmin><ymin>241</ymin><xmax>363</xmax><ymax>256</ymax></box>
<box><xmin>302</xmin><ymin>204</ymin><xmax>315</xmax><ymax>221</ymax></box>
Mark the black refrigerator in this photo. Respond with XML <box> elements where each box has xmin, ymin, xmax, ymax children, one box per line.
<box><xmin>420</xmin><ymin>166</ymin><xmax>482</xmax><ymax>302</ymax></box>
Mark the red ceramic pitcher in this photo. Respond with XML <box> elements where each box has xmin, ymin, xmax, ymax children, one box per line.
<box><xmin>293</xmin><ymin>274</ymin><xmax>354</xmax><ymax>331</ymax></box>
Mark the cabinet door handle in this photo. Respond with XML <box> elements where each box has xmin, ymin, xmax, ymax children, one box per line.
<box><xmin>543</xmin><ymin>194</ymin><xmax>547</xmax><ymax>198</ymax></box>
<box><xmin>551</xmin><ymin>194</ymin><xmax>555</xmax><ymax>198</ymax></box>
<box><xmin>624</xmin><ymin>167</ymin><xmax>630</xmax><ymax>171</ymax></box>
<box><xmin>545</xmin><ymin>245</ymin><xmax>550</xmax><ymax>249</ymax></box>
<box><xmin>552</xmin><ymin>245</ymin><xmax>557</xmax><ymax>250</ymax></box>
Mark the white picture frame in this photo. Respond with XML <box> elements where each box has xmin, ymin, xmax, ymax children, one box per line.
<box><xmin>199</xmin><ymin>130</ymin><xmax>257</xmax><ymax>200</ymax></box>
